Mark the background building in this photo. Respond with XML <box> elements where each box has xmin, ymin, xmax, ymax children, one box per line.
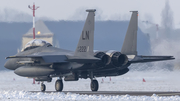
<box><xmin>22</xmin><ymin>20</ymin><xmax>54</xmax><ymax>49</ymax></box>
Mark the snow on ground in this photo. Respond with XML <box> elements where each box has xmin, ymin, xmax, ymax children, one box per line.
<box><xmin>1</xmin><ymin>70</ymin><xmax>180</xmax><ymax>100</ymax></box>
<box><xmin>1</xmin><ymin>91</ymin><xmax>180</xmax><ymax>101</ymax></box>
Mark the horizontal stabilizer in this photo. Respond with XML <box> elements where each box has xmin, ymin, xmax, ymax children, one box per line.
<box><xmin>130</xmin><ymin>55</ymin><xmax>175</xmax><ymax>63</ymax></box>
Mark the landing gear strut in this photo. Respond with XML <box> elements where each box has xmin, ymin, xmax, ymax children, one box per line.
<box><xmin>41</xmin><ymin>83</ymin><xmax>46</xmax><ymax>92</ymax></box>
<box><xmin>89</xmin><ymin>72</ymin><xmax>99</xmax><ymax>91</ymax></box>
<box><xmin>91</xmin><ymin>80</ymin><xmax>99</xmax><ymax>91</ymax></box>
<box><xmin>55</xmin><ymin>79</ymin><xmax>63</xmax><ymax>92</ymax></box>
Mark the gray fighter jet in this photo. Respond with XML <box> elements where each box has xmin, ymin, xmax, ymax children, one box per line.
<box><xmin>4</xmin><ymin>9</ymin><xmax>174</xmax><ymax>92</ymax></box>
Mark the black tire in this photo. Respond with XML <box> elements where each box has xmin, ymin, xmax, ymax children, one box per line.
<box><xmin>41</xmin><ymin>84</ymin><xmax>46</xmax><ymax>92</ymax></box>
<box><xmin>91</xmin><ymin>80</ymin><xmax>99</xmax><ymax>91</ymax></box>
<box><xmin>55</xmin><ymin>80</ymin><xmax>63</xmax><ymax>92</ymax></box>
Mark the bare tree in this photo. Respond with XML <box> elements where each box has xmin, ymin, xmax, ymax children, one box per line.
<box><xmin>161</xmin><ymin>0</ymin><xmax>174</xmax><ymax>38</ymax></box>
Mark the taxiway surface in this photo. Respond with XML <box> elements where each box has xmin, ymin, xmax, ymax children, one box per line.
<box><xmin>30</xmin><ymin>91</ymin><xmax>180</xmax><ymax>96</ymax></box>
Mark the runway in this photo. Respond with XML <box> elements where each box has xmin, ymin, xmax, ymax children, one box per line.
<box><xmin>30</xmin><ymin>91</ymin><xmax>180</xmax><ymax>96</ymax></box>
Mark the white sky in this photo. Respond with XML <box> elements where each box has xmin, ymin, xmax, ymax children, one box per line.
<box><xmin>0</xmin><ymin>0</ymin><xmax>179</xmax><ymax>26</ymax></box>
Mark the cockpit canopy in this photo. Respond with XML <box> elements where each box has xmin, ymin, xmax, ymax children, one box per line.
<box><xmin>23</xmin><ymin>39</ymin><xmax>52</xmax><ymax>51</ymax></box>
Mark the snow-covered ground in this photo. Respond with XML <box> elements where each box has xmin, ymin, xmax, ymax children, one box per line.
<box><xmin>1</xmin><ymin>70</ymin><xmax>180</xmax><ymax>100</ymax></box>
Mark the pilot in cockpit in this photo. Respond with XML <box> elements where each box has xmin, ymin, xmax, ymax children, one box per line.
<box><xmin>22</xmin><ymin>39</ymin><xmax>52</xmax><ymax>51</ymax></box>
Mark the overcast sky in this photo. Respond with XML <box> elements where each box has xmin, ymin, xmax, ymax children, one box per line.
<box><xmin>0</xmin><ymin>0</ymin><xmax>179</xmax><ymax>26</ymax></box>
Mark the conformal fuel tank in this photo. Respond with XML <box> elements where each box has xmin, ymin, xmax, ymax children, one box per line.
<box><xmin>14</xmin><ymin>66</ymin><xmax>55</xmax><ymax>77</ymax></box>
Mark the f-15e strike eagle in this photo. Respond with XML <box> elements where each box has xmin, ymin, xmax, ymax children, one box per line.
<box><xmin>4</xmin><ymin>9</ymin><xmax>174</xmax><ymax>92</ymax></box>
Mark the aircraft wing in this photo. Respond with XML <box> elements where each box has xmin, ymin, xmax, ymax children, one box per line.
<box><xmin>129</xmin><ymin>55</ymin><xmax>175</xmax><ymax>63</ymax></box>
<box><xmin>6</xmin><ymin>55</ymin><xmax>100</xmax><ymax>63</ymax></box>
<box><xmin>6</xmin><ymin>55</ymin><xmax>68</xmax><ymax>63</ymax></box>
<box><xmin>6</xmin><ymin>55</ymin><xmax>42</xmax><ymax>59</ymax></box>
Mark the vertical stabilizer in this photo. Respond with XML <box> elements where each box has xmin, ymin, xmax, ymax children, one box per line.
<box><xmin>74</xmin><ymin>9</ymin><xmax>96</xmax><ymax>57</ymax></box>
<box><xmin>121</xmin><ymin>11</ymin><xmax>138</xmax><ymax>55</ymax></box>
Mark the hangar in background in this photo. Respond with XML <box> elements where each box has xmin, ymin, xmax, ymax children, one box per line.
<box><xmin>22</xmin><ymin>20</ymin><xmax>54</xmax><ymax>49</ymax></box>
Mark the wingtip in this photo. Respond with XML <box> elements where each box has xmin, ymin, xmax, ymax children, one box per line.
<box><xmin>86</xmin><ymin>9</ymin><xmax>96</xmax><ymax>12</ymax></box>
<box><xmin>165</xmin><ymin>56</ymin><xmax>174</xmax><ymax>59</ymax></box>
<box><xmin>5</xmin><ymin>56</ymin><xmax>16</xmax><ymax>59</ymax></box>
<box><xmin>130</xmin><ymin>11</ymin><xmax>138</xmax><ymax>12</ymax></box>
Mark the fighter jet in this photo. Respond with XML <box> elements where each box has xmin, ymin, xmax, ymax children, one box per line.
<box><xmin>4</xmin><ymin>9</ymin><xmax>174</xmax><ymax>92</ymax></box>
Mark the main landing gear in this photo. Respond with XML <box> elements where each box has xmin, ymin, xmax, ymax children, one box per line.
<box><xmin>91</xmin><ymin>79</ymin><xmax>99</xmax><ymax>91</ymax></box>
<box><xmin>40</xmin><ymin>79</ymin><xmax>64</xmax><ymax>92</ymax></box>
<box><xmin>55</xmin><ymin>79</ymin><xmax>63</xmax><ymax>91</ymax></box>
<box><xmin>90</xmin><ymin>72</ymin><xmax>99</xmax><ymax>91</ymax></box>
<box><xmin>40</xmin><ymin>73</ymin><xmax>99</xmax><ymax>92</ymax></box>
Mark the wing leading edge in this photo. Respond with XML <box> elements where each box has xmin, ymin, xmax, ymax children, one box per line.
<box><xmin>6</xmin><ymin>55</ymin><xmax>100</xmax><ymax>63</ymax></box>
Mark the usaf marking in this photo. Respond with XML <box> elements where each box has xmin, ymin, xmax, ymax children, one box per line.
<box><xmin>82</xmin><ymin>31</ymin><xmax>89</xmax><ymax>40</ymax></box>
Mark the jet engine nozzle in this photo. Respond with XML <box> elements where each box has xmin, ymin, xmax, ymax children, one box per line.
<box><xmin>94</xmin><ymin>52</ymin><xmax>111</xmax><ymax>67</ymax></box>
<box><xmin>106</xmin><ymin>51</ymin><xmax>128</xmax><ymax>67</ymax></box>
